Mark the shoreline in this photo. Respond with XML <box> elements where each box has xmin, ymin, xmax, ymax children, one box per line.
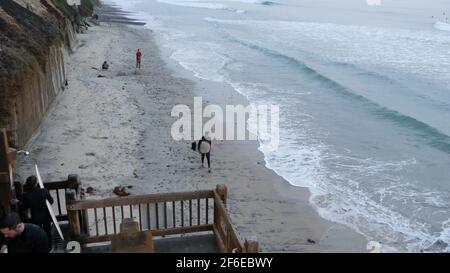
<box><xmin>157</xmin><ymin>32</ymin><xmax>370</xmax><ymax>252</ymax></box>
<box><xmin>16</xmin><ymin>6</ymin><xmax>369</xmax><ymax>252</ymax></box>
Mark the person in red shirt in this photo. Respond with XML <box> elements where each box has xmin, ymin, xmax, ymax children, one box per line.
<box><xmin>136</xmin><ymin>49</ymin><xmax>142</xmax><ymax>69</ymax></box>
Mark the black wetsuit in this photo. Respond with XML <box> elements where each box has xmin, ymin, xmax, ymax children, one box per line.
<box><xmin>198</xmin><ymin>139</ymin><xmax>212</xmax><ymax>168</ymax></box>
<box><xmin>0</xmin><ymin>203</ymin><xmax>5</xmax><ymax>219</ymax></box>
<box><xmin>0</xmin><ymin>223</ymin><xmax>50</xmax><ymax>253</ymax></box>
<box><xmin>19</xmin><ymin>188</ymin><xmax>54</xmax><ymax>246</ymax></box>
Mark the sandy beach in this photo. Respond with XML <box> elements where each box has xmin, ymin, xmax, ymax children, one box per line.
<box><xmin>15</xmin><ymin>14</ymin><xmax>368</xmax><ymax>252</ymax></box>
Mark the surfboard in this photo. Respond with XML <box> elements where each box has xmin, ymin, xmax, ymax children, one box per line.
<box><xmin>35</xmin><ymin>165</ymin><xmax>65</xmax><ymax>241</ymax></box>
<box><xmin>199</xmin><ymin>141</ymin><xmax>211</xmax><ymax>154</ymax></box>
<box><xmin>8</xmin><ymin>164</ymin><xmax>14</xmax><ymax>191</ymax></box>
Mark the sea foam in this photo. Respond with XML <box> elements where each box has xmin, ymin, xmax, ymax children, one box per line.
<box><xmin>434</xmin><ymin>21</ymin><xmax>450</xmax><ymax>32</ymax></box>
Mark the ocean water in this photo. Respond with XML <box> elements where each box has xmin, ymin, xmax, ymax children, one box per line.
<box><xmin>107</xmin><ymin>0</ymin><xmax>450</xmax><ymax>252</ymax></box>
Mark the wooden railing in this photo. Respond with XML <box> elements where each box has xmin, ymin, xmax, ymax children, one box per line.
<box><xmin>66</xmin><ymin>184</ymin><xmax>258</xmax><ymax>253</ymax></box>
<box><xmin>14</xmin><ymin>174</ymin><xmax>82</xmax><ymax>222</ymax></box>
<box><xmin>0</xmin><ymin>128</ymin><xmax>17</xmax><ymax>214</ymax></box>
<box><xmin>213</xmin><ymin>185</ymin><xmax>246</xmax><ymax>253</ymax></box>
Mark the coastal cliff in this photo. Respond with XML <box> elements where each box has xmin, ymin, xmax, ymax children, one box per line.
<box><xmin>0</xmin><ymin>0</ymin><xmax>97</xmax><ymax>148</ymax></box>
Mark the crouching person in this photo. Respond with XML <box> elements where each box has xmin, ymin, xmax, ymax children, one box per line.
<box><xmin>0</xmin><ymin>212</ymin><xmax>51</xmax><ymax>253</ymax></box>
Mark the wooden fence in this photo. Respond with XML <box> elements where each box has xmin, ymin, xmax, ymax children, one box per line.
<box><xmin>66</xmin><ymin>184</ymin><xmax>258</xmax><ymax>253</ymax></box>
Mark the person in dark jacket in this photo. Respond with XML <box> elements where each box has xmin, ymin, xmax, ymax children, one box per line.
<box><xmin>0</xmin><ymin>202</ymin><xmax>5</xmax><ymax>220</ymax></box>
<box><xmin>0</xmin><ymin>212</ymin><xmax>50</xmax><ymax>253</ymax></box>
<box><xmin>102</xmin><ymin>61</ymin><xmax>109</xmax><ymax>70</ymax></box>
<box><xmin>198</xmin><ymin>136</ymin><xmax>212</xmax><ymax>173</ymax></box>
<box><xmin>14</xmin><ymin>176</ymin><xmax>54</xmax><ymax>246</ymax></box>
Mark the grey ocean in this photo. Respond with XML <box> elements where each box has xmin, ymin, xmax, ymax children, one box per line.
<box><xmin>109</xmin><ymin>0</ymin><xmax>450</xmax><ymax>252</ymax></box>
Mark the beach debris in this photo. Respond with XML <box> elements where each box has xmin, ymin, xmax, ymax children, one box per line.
<box><xmin>307</xmin><ymin>239</ymin><xmax>316</xmax><ymax>244</ymax></box>
<box><xmin>133</xmin><ymin>170</ymin><xmax>139</xmax><ymax>178</ymax></box>
<box><xmin>86</xmin><ymin>187</ymin><xmax>95</xmax><ymax>194</ymax></box>
<box><xmin>85</xmin><ymin>152</ymin><xmax>96</xmax><ymax>157</ymax></box>
<box><xmin>97</xmin><ymin>75</ymin><xmax>107</xmax><ymax>78</ymax></box>
<box><xmin>90</xmin><ymin>136</ymin><xmax>108</xmax><ymax>140</ymax></box>
<box><xmin>78</xmin><ymin>164</ymin><xmax>89</xmax><ymax>169</ymax></box>
<box><xmin>113</xmin><ymin>186</ymin><xmax>130</xmax><ymax>197</ymax></box>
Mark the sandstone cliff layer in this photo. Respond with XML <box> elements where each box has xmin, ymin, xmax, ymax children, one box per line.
<box><xmin>0</xmin><ymin>0</ymin><xmax>96</xmax><ymax>148</ymax></box>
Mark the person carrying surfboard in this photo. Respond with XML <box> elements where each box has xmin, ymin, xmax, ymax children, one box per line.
<box><xmin>198</xmin><ymin>136</ymin><xmax>212</xmax><ymax>173</ymax></box>
<box><xmin>11</xmin><ymin>175</ymin><xmax>54</xmax><ymax>247</ymax></box>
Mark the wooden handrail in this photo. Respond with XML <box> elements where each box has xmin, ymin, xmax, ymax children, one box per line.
<box><xmin>82</xmin><ymin>224</ymin><xmax>214</xmax><ymax>244</ymax></box>
<box><xmin>67</xmin><ymin>190</ymin><xmax>214</xmax><ymax>210</ymax></box>
<box><xmin>44</xmin><ymin>180</ymin><xmax>79</xmax><ymax>190</ymax></box>
<box><xmin>15</xmin><ymin>175</ymin><xmax>80</xmax><ymax>194</ymax></box>
<box><xmin>213</xmin><ymin>191</ymin><xmax>244</xmax><ymax>252</ymax></box>
<box><xmin>0</xmin><ymin>129</ymin><xmax>14</xmax><ymax>213</ymax></box>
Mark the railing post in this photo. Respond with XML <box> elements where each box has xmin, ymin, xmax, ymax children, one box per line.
<box><xmin>66</xmin><ymin>189</ymin><xmax>81</xmax><ymax>239</ymax></box>
<box><xmin>12</xmin><ymin>181</ymin><xmax>27</xmax><ymax>219</ymax></box>
<box><xmin>0</xmin><ymin>129</ymin><xmax>13</xmax><ymax>214</ymax></box>
<box><xmin>67</xmin><ymin>174</ymin><xmax>88</xmax><ymax>235</ymax></box>
<box><xmin>68</xmin><ymin>174</ymin><xmax>80</xmax><ymax>195</ymax></box>
<box><xmin>80</xmin><ymin>195</ymin><xmax>89</xmax><ymax>236</ymax></box>
<box><xmin>244</xmin><ymin>236</ymin><xmax>259</xmax><ymax>253</ymax></box>
<box><xmin>226</xmin><ymin>228</ymin><xmax>231</xmax><ymax>252</ymax></box>
<box><xmin>111</xmin><ymin>218</ymin><xmax>155</xmax><ymax>253</ymax></box>
<box><xmin>213</xmin><ymin>196</ymin><xmax>219</xmax><ymax>230</ymax></box>
<box><xmin>216</xmin><ymin>184</ymin><xmax>227</xmax><ymax>208</ymax></box>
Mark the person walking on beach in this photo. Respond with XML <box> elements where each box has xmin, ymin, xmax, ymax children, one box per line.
<box><xmin>11</xmin><ymin>176</ymin><xmax>54</xmax><ymax>247</ymax></box>
<box><xmin>198</xmin><ymin>136</ymin><xmax>212</xmax><ymax>173</ymax></box>
<box><xmin>0</xmin><ymin>212</ymin><xmax>51</xmax><ymax>253</ymax></box>
<box><xmin>136</xmin><ymin>49</ymin><xmax>142</xmax><ymax>69</ymax></box>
